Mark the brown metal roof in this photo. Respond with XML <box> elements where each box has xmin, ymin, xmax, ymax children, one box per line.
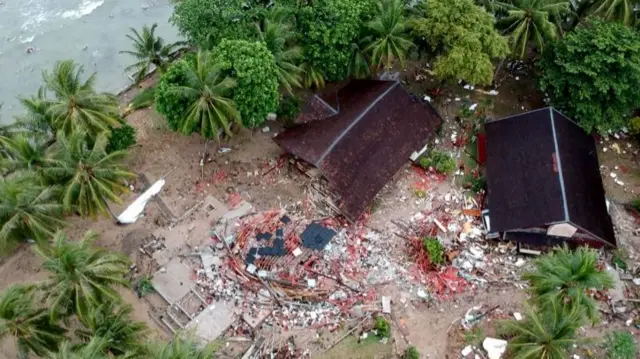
<box><xmin>485</xmin><ymin>108</ymin><xmax>615</xmax><ymax>247</ymax></box>
<box><xmin>275</xmin><ymin>80</ymin><xmax>442</xmax><ymax>220</ymax></box>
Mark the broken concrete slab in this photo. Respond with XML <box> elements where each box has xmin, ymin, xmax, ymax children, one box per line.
<box><xmin>382</xmin><ymin>296</ymin><xmax>391</xmax><ymax>314</ymax></box>
<box><xmin>222</xmin><ymin>200</ymin><xmax>253</xmax><ymax>221</ymax></box>
<box><xmin>186</xmin><ymin>301</ymin><xmax>236</xmax><ymax>342</ymax></box>
<box><xmin>483</xmin><ymin>337</ymin><xmax>507</xmax><ymax>359</ymax></box>
<box><xmin>152</xmin><ymin>258</ymin><xmax>196</xmax><ymax>304</ymax></box>
<box><xmin>607</xmin><ymin>266</ymin><xmax>625</xmax><ymax>303</ymax></box>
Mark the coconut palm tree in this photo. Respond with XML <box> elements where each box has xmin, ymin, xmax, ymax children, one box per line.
<box><xmin>0</xmin><ymin>135</ymin><xmax>48</xmax><ymax>174</ymax></box>
<box><xmin>42</xmin><ymin>132</ymin><xmax>135</xmax><ymax>218</ymax></box>
<box><xmin>76</xmin><ymin>301</ymin><xmax>147</xmax><ymax>356</ymax></box>
<box><xmin>0</xmin><ymin>284</ymin><xmax>66</xmax><ymax>358</ymax></box>
<box><xmin>348</xmin><ymin>40</ymin><xmax>372</xmax><ymax>79</ymax></box>
<box><xmin>16</xmin><ymin>87</ymin><xmax>56</xmax><ymax>138</ymax></box>
<box><xmin>47</xmin><ymin>339</ymin><xmax>108</xmax><ymax>359</ymax></box>
<box><xmin>0</xmin><ymin>174</ymin><xmax>65</xmax><ymax>253</ymax></box>
<box><xmin>36</xmin><ymin>231</ymin><xmax>131</xmax><ymax>321</ymax></box>
<box><xmin>42</xmin><ymin>60</ymin><xmax>121</xmax><ymax>141</ymax></box>
<box><xmin>495</xmin><ymin>0</ymin><xmax>571</xmax><ymax>59</ymax></box>
<box><xmin>580</xmin><ymin>0</ymin><xmax>637</xmax><ymax>26</ymax></box>
<box><xmin>523</xmin><ymin>244</ymin><xmax>614</xmax><ymax>324</ymax></box>
<box><xmin>255</xmin><ymin>11</ymin><xmax>304</xmax><ymax>94</ymax></box>
<box><xmin>366</xmin><ymin>0</ymin><xmax>415</xmax><ymax>70</ymax></box>
<box><xmin>300</xmin><ymin>61</ymin><xmax>326</xmax><ymax>89</ymax></box>
<box><xmin>121</xmin><ymin>24</ymin><xmax>182</xmax><ymax>84</ymax></box>
<box><xmin>147</xmin><ymin>333</ymin><xmax>221</xmax><ymax>359</ymax></box>
<box><xmin>501</xmin><ymin>298</ymin><xmax>587</xmax><ymax>359</ymax></box>
<box><xmin>165</xmin><ymin>51</ymin><xmax>241</xmax><ymax>139</ymax></box>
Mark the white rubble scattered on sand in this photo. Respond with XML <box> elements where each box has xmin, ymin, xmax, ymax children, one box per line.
<box><xmin>483</xmin><ymin>337</ymin><xmax>508</xmax><ymax>359</ymax></box>
<box><xmin>461</xmin><ymin>345</ymin><xmax>474</xmax><ymax>356</ymax></box>
<box><xmin>117</xmin><ymin>178</ymin><xmax>166</xmax><ymax>224</ymax></box>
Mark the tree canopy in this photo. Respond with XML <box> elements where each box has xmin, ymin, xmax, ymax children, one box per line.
<box><xmin>297</xmin><ymin>0</ymin><xmax>374</xmax><ymax>81</ymax></box>
<box><xmin>212</xmin><ymin>40</ymin><xmax>280</xmax><ymax>128</ymax></box>
<box><xmin>538</xmin><ymin>20</ymin><xmax>640</xmax><ymax>133</ymax></box>
<box><xmin>411</xmin><ymin>0</ymin><xmax>509</xmax><ymax>85</ymax></box>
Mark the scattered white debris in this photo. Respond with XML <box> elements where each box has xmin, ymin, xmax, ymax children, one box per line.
<box><xmin>262</xmin><ymin>126</ymin><xmax>270</xmax><ymax>133</ymax></box>
<box><xmin>483</xmin><ymin>337</ymin><xmax>508</xmax><ymax>359</ymax></box>
<box><xmin>614</xmin><ymin>179</ymin><xmax>625</xmax><ymax>186</ymax></box>
<box><xmin>469</xmin><ymin>103</ymin><xmax>478</xmax><ymax>111</ymax></box>
<box><xmin>461</xmin><ymin>345</ymin><xmax>473</xmax><ymax>356</ymax></box>
<box><xmin>515</xmin><ymin>76</ymin><xmax>520</xmax><ymax>81</ymax></box>
<box><xmin>463</xmin><ymin>84</ymin><xmax>475</xmax><ymax>90</ymax></box>
<box><xmin>382</xmin><ymin>296</ymin><xmax>391</xmax><ymax>314</ymax></box>
<box><xmin>117</xmin><ymin>179</ymin><xmax>166</xmax><ymax>224</ymax></box>
<box><xmin>292</xmin><ymin>247</ymin><xmax>302</xmax><ymax>257</ymax></box>
<box><xmin>218</xmin><ymin>147</ymin><xmax>231</xmax><ymax>153</ymax></box>
<box><xmin>307</xmin><ymin>278</ymin><xmax>317</xmax><ymax>288</ymax></box>
<box><xmin>514</xmin><ymin>258</ymin><xmax>527</xmax><ymax>267</ymax></box>
<box><xmin>610</xmin><ymin>172</ymin><xmax>617</xmax><ymax>178</ymax></box>
<box><xmin>633</xmin><ymin>278</ymin><xmax>640</xmax><ymax>286</ymax></box>
<box><xmin>513</xmin><ymin>312</ymin><xmax>523</xmax><ymax>321</ymax></box>
<box><xmin>423</xmin><ymin>95</ymin><xmax>432</xmax><ymax>103</ymax></box>
<box><xmin>489</xmin><ymin>90</ymin><xmax>499</xmax><ymax>96</ymax></box>
<box><xmin>246</xmin><ymin>264</ymin><xmax>257</xmax><ymax>274</ymax></box>
<box><xmin>416</xmin><ymin>288</ymin><xmax>428</xmax><ymax>299</ymax></box>
<box><xmin>455</xmin><ymin>97</ymin><xmax>461</xmax><ymax>101</ymax></box>
<box><xmin>433</xmin><ymin>218</ymin><xmax>448</xmax><ymax>233</ymax></box>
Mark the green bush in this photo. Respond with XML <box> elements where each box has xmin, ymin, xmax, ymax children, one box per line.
<box><xmin>297</xmin><ymin>0</ymin><xmax>374</xmax><ymax>81</ymax></box>
<box><xmin>422</xmin><ymin>237</ymin><xmax>445</xmax><ymax>266</ymax></box>
<box><xmin>107</xmin><ymin>124</ymin><xmax>136</xmax><ymax>153</ymax></box>
<box><xmin>212</xmin><ymin>40</ymin><xmax>280</xmax><ymax>128</ymax></box>
<box><xmin>403</xmin><ymin>346</ymin><xmax>420</xmax><ymax>359</ymax></box>
<box><xmin>137</xmin><ymin>276</ymin><xmax>155</xmax><ymax>297</ymax></box>
<box><xmin>471</xmin><ymin>176</ymin><xmax>486</xmax><ymax>193</ymax></box>
<box><xmin>155</xmin><ymin>59</ymin><xmax>193</xmax><ymax>132</ymax></box>
<box><xmin>374</xmin><ymin>316</ymin><xmax>390</xmax><ymax>338</ymax></box>
<box><xmin>419</xmin><ymin>150</ymin><xmax>457</xmax><ymax>174</ymax></box>
<box><xmin>632</xmin><ymin>199</ymin><xmax>640</xmax><ymax>212</ymax></box>
<box><xmin>629</xmin><ymin>117</ymin><xmax>640</xmax><ymax>136</ymax></box>
<box><xmin>538</xmin><ymin>20</ymin><xmax>640</xmax><ymax>133</ymax></box>
<box><xmin>277</xmin><ymin>95</ymin><xmax>301</xmax><ymax>126</ymax></box>
<box><xmin>605</xmin><ymin>331</ymin><xmax>637</xmax><ymax>359</ymax></box>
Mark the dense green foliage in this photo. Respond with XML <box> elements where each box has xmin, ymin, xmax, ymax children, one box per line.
<box><xmin>605</xmin><ymin>331</ymin><xmax>637</xmax><ymax>359</ymax></box>
<box><xmin>538</xmin><ymin>20</ymin><xmax>640</xmax><ymax>133</ymax></box>
<box><xmin>374</xmin><ymin>316</ymin><xmax>391</xmax><ymax>338</ymax></box>
<box><xmin>42</xmin><ymin>60</ymin><xmax>121</xmax><ymax>141</ymax></box>
<box><xmin>501</xmin><ymin>298</ymin><xmax>586</xmax><ymax>359</ymax></box>
<box><xmin>496</xmin><ymin>0</ymin><xmax>570</xmax><ymax>59</ymax></box>
<box><xmin>0</xmin><ymin>134</ymin><xmax>48</xmax><ymax>173</ymax></box>
<box><xmin>107</xmin><ymin>124</ymin><xmax>137</xmax><ymax>153</ymax></box>
<box><xmin>411</xmin><ymin>0</ymin><xmax>509</xmax><ymax>85</ymax></box>
<box><xmin>419</xmin><ymin>150</ymin><xmax>457</xmax><ymax>174</ymax></box>
<box><xmin>0</xmin><ymin>174</ymin><xmax>65</xmax><ymax>253</ymax></box>
<box><xmin>422</xmin><ymin>237</ymin><xmax>445</xmax><ymax>266</ymax></box>
<box><xmin>0</xmin><ymin>285</ymin><xmax>66</xmax><ymax>357</ymax></box>
<box><xmin>43</xmin><ymin>133</ymin><xmax>135</xmax><ymax>218</ymax></box>
<box><xmin>212</xmin><ymin>40</ymin><xmax>279</xmax><ymax>128</ymax></box>
<box><xmin>523</xmin><ymin>245</ymin><xmax>613</xmax><ymax>324</ymax></box>
<box><xmin>365</xmin><ymin>0</ymin><xmax>414</xmax><ymax>70</ymax></box>
<box><xmin>120</xmin><ymin>24</ymin><xmax>181</xmax><ymax>83</ymax></box>
<box><xmin>297</xmin><ymin>0</ymin><xmax>374</xmax><ymax>81</ymax></box>
<box><xmin>157</xmin><ymin>51</ymin><xmax>241</xmax><ymax>138</ymax></box>
<box><xmin>581</xmin><ymin>0</ymin><xmax>638</xmax><ymax>26</ymax></box>
<box><xmin>256</xmin><ymin>9</ymin><xmax>304</xmax><ymax>94</ymax></box>
<box><xmin>155</xmin><ymin>59</ymin><xmax>192</xmax><ymax>131</ymax></box>
<box><xmin>276</xmin><ymin>95</ymin><xmax>301</xmax><ymax>125</ymax></box>
<box><xmin>36</xmin><ymin>231</ymin><xmax>131</xmax><ymax>321</ymax></box>
<box><xmin>170</xmin><ymin>0</ymin><xmax>266</xmax><ymax>47</ymax></box>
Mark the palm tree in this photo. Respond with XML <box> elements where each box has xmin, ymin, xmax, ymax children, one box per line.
<box><xmin>255</xmin><ymin>11</ymin><xmax>304</xmax><ymax>94</ymax></box>
<box><xmin>0</xmin><ymin>174</ymin><xmax>65</xmax><ymax>253</ymax></box>
<box><xmin>76</xmin><ymin>301</ymin><xmax>147</xmax><ymax>356</ymax></box>
<box><xmin>16</xmin><ymin>87</ymin><xmax>56</xmax><ymax>138</ymax></box>
<box><xmin>0</xmin><ymin>134</ymin><xmax>48</xmax><ymax>174</ymax></box>
<box><xmin>147</xmin><ymin>333</ymin><xmax>221</xmax><ymax>359</ymax></box>
<box><xmin>47</xmin><ymin>339</ymin><xmax>108</xmax><ymax>359</ymax></box>
<box><xmin>0</xmin><ymin>284</ymin><xmax>66</xmax><ymax>358</ymax></box>
<box><xmin>348</xmin><ymin>41</ymin><xmax>372</xmax><ymax>79</ymax></box>
<box><xmin>166</xmin><ymin>51</ymin><xmax>241</xmax><ymax>139</ymax></box>
<box><xmin>301</xmin><ymin>61</ymin><xmax>326</xmax><ymax>89</ymax></box>
<box><xmin>42</xmin><ymin>60</ymin><xmax>121</xmax><ymax>141</ymax></box>
<box><xmin>495</xmin><ymin>0</ymin><xmax>571</xmax><ymax>59</ymax></box>
<box><xmin>36</xmin><ymin>231</ymin><xmax>131</xmax><ymax>321</ymax></box>
<box><xmin>501</xmin><ymin>298</ymin><xmax>587</xmax><ymax>359</ymax></box>
<box><xmin>523</xmin><ymin>244</ymin><xmax>614</xmax><ymax>324</ymax></box>
<box><xmin>580</xmin><ymin>0</ymin><xmax>637</xmax><ymax>26</ymax></box>
<box><xmin>42</xmin><ymin>132</ymin><xmax>135</xmax><ymax>218</ymax></box>
<box><xmin>365</xmin><ymin>0</ymin><xmax>415</xmax><ymax>70</ymax></box>
<box><xmin>121</xmin><ymin>24</ymin><xmax>182</xmax><ymax>84</ymax></box>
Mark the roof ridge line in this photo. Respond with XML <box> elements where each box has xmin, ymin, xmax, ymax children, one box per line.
<box><xmin>314</xmin><ymin>81</ymin><xmax>400</xmax><ymax>166</ymax></box>
<box><xmin>549</xmin><ymin>108</ymin><xmax>570</xmax><ymax>222</ymax></box>
<box><xmin>484</xmin><ymin>106</ymin><xmax>550</xmax><ymax>124</ymax></box>
<box><xmin>313</xmin><ymin>94</ymin><xmax>339</xmax><ymax>115</ymax></box>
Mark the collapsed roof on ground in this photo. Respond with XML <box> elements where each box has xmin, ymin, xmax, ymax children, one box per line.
<box><xmin>485</xmin><ymin>107</ymin><xmax>616</xmax><ymax>247</ymax></box>
<box><xmin>275</xmin><ymin>80</ymin><xmax>442</xmax><ymax>220</ymax></box>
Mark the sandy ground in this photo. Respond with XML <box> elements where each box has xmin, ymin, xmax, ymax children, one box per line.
<box><xmin>0</xmin><ymin>62</ymin><xmax>639</xmax><ymax>358</ymax></box>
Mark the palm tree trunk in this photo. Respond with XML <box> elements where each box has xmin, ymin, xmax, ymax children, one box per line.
<box><xmin>102</xmin><ymin>197</ymin><xmax>117</xmax><ymax>221</ymax></box>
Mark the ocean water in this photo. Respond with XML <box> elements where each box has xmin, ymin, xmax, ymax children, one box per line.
<box><xmin>0</xmin><ymin>0</ymin><xmax>181</xmax><ymax>122</ymax></box>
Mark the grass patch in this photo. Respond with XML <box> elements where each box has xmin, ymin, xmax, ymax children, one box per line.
<box><xmin>316</xmin><ymin>334</ymin><xmax>394</xmax><ymax>359</ymax></box>
<box><xmin>464</xmin><ymin>326</ymin><xmax>485</xmax><ymax>345</ymax></box>
<box><xmin>374</xmin><ymin>317</ymin><xmax>390</xmax><ymax>338</ymax></box>
<box><xmin>605</xmin><ymin>331</ymin><xmax>637</xmax><ymax>359</ymax></box>
<box><xmin>422</xmin><ymin>237</ymin><xmax>445</xmax><ymax>266</ymax></box>
<box><xmin>612</xmin><ymin>248</ymin><xmax>628</xmax><ymax>271</ymax></box>
<box><xmin>402</xmin><ymin>346</ymin><xmax>420</xmax><ymax>359</ymax></box>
